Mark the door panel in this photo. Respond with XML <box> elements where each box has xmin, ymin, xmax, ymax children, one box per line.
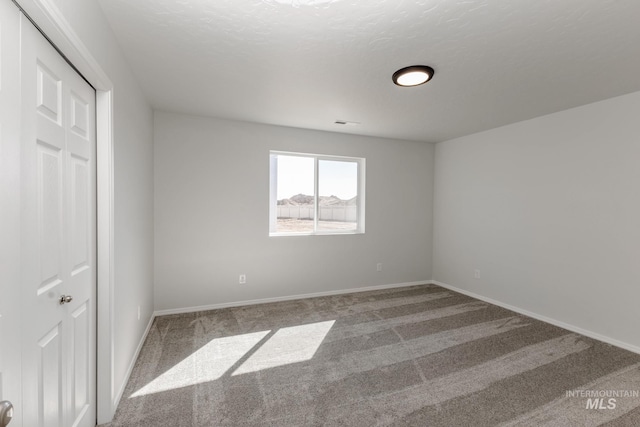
<box><xmin>38</xmin><ymin>324</ymin><xmax>63</xmax><ymax>426</ymax></box>
<box><xmin>37</xmin><ymin>141</ymin><xmax>64</xmax><ymax>294</ymax></box>
<box><xmin>63</xmin><ymin>54</ymin><xmax>95</xmax><ymax>427</ymax></box>
<box><xmin>71</xmin><ymin>303</ymin><xmax>89</xmax><ymax>421</ymax></box>
<box><xmin>20</xmin><ymin>10</ymin><xmax>97</xmax><ymax>427</ymax></box>
<box><xmin>71</xmin><ymin>156</ymin><xmax>90</xmax><ymax>271</ymax></box>
<box><xmin>37</xmin><ymin>63</ymin><xmax>62</xmax><ymax>124</ymax></box>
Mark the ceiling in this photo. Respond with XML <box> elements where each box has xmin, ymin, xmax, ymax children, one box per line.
<box><xmin>97</xmin><ymin>0</ymin><xmax>640</xmax><ymax>143</ymax></box>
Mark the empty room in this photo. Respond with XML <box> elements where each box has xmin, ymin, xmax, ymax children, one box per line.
<box><xmin>1</xmin><ymin>0</ymin><xmax>640</xmax><ymax>426</ymax></box>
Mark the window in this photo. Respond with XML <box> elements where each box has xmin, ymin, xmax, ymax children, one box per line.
<box><xmin>269</xmin><ymin>151</ymin><xmax>365</xmax><ymax>235</ymax></box>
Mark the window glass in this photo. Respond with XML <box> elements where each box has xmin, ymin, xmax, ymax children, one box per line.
<box><xmin>276</xmin><ymin>155</ymin><xmax>315</xmax><ymax>233</ymax></box>
<box><xmin>270</xmin><ymin>152</ymin><xmax>365</xmax><ymax>236</ymax></box>
<box><xmin>318</xmin><ymin>159</ymin><xmax>358</xmax><ymax>232</ymax></box>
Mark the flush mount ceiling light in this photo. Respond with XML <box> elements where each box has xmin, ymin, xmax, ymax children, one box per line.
<box><xmin>392</xmin><ymin>65</ymin><xmax>435</xmax><ymax>87</ymax></box>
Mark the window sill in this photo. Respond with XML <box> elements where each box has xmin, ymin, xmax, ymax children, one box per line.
<box><xmin>269</xmin><ymin>230</ymin><xmax>365</xmax><ymax>237</ymax></box>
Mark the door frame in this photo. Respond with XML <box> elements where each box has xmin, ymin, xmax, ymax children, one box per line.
<box><xmin>13</xmin><ymin>0</ymin><xmax>116</xmax><ymax>423</ymax></box>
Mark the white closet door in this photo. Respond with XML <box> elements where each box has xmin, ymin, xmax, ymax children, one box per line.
<box><xmin>19</xmin><ymin>11</ymin><xmax>97</xmax><ymax>427</ymax></box>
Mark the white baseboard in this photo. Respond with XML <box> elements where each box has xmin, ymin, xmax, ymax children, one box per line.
<box><xmin>112</xmin><ymin>312</ymin><xmax>156</xmax><ymax>411</ymax></box>
<box><xmin>154</xmin><ymin>280</ymin><xmax>431</xmax><ymax>317</ymax></box>
<box><xmin>430</xmin><ymin>280</ymin><xmax>640</xmax><ymax>356</ymax></box>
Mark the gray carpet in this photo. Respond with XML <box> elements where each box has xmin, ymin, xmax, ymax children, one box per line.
<box><xmin>102</xmin><ymin>284</ymin><xmax>640</xmax><ymax>426</ymax></box>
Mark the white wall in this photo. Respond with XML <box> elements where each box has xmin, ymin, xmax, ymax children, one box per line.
<box><xmin>433</xmin><ymin>90</ymin><xmax>640</xmax><ymax>351</ymax></box>
<box><xmin>154</xmin><ymin>112</ymin><xmax>434</xmax><ymax>312</ymax></box>
<box><xmin>22</xmin><ymin>0</ymin><xmax>155</xmax><ymax>416</ymax></box>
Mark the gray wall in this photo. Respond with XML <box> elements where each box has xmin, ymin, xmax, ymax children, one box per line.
<box><xmin>433</xmin><ymin>90</ymin><xmax>640</xmax><ymax>351</ymax></box>
<box><xmin>154</xmin><ymin>112</ymin><xmax>434</xmax><ymax>311</ymax></box>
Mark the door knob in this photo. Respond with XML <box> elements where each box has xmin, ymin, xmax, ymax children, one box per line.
<box><xmin>0</xmin><ymin>401</ymin><xmax>13</xmax><ymax>427</ymax></box>
<box><xmin>59</xmin><ymin>295</ymin><xmax>73</xmax><ymax>304</ymax></box>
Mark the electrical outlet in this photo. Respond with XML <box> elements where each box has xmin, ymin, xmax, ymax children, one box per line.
<box><xmin>239</xmin><ymin>274</ymin><xmax>247</xmax><ymax>284</ymax></box>
<box><xmin>474</xmin><ymin>269</ymin><xmax>481</xmax><ymax>279</ymax></box>
<box><xmin>376</xmin><ymin>263</ymin><xmax>383</xmax><ymax>272</ymax></box>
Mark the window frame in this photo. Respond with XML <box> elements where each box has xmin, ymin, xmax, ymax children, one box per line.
<box><xmin>269</xmin><ymin>150</ymin><xmax>366</xmax><ymax>236</ymax></box>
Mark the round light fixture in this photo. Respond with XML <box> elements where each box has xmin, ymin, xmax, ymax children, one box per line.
<box><xmin>392</xmin><ymin>65</ymin><xmax>435</xmax><ymax>87</ymax></box>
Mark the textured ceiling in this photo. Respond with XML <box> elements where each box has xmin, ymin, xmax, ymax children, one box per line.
<box><xmin>97</xmin><ymin>0</ymin><xmax>640</xmax><ymax>143</ymax></box>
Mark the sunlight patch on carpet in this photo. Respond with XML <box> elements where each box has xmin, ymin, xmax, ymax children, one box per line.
<box><xmin>232</xmin><ymin>320</ymin><xmax>335</xmax><ymax>375</ymax></box>
<box><xmin>131</xmin><ymin>330</ymin><xmax>270</xmax><ymax>397</ymax></box>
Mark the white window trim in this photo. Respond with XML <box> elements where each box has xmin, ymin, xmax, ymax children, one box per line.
<box><xmin>269</xmin><ymin>150</ymin><xmax>366</xmax><ymax>236</ymax></box>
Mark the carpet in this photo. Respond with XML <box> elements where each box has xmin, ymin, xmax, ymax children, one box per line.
<box><xmin>101</xmin><ymin>284</ymin><xmax>640</xmax><ymax>426</ymax></box>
